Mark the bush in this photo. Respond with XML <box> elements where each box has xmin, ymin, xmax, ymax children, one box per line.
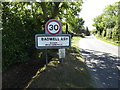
<box><xmin>2</xmin><ymin>3</ymin><xmax>42</xmax><ymax>70</ymax></box>
<box><xmin>81</xmin><ymin>33</ymin><xmax>86</xmax><ymax>38</ymax></box>
<box><xmin>96</xmin><ymin>31</ymin><xmax>101</xmax><ymax>37</ymax></box>
<box><xmin>112</xmin><ymin>26</ymin><xmax>119</xmax><ymax>41</ymax></box>
<box><xmin>2</xmin><ymin>19</ymin><xmax>37</xmax><ymax>70</ymax></box>
<box><xmin>102</xmin><ymin>30</ymin><xmax>106</xmax><ymax>37</ymax></box>
<box><xmin>106</xmin><ymin>28</ymin><xmax>112</xmax><ymax>39</ymax></box>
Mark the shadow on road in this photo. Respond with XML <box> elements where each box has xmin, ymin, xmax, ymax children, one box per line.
<box><xmin>80</xmin><ymin>48</ymin><xmax>120</xmax><ymax>88</ymax></box>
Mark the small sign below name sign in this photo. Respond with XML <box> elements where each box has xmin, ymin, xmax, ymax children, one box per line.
<box><xmin>59</xmin><ymin>49</ymin><xmax>65</xmax><ymax>58</ymax></box>
<box><xmin>35</xmin><ymin>34</ymin><xmax>71</xmax><ymax>49</ymax></box>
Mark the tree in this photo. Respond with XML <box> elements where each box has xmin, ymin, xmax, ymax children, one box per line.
<box><xmin>2</xmin><ymin>1</ymin><xmax>84</xmax><ymax>70</ymax></box>
<box><xmin>93</xmin><ymin>2</ymin><xmax>119</xmax><ymax>42</ymax></box>
<box><xmin>93</xmin><ymin>14</ymin><xmax>105</xmax><ymax>35</ymax></box>
<box><xmin>85</xmin><ymin>27</ymin><xmax>90</xmax><ymax>36</ymax></box>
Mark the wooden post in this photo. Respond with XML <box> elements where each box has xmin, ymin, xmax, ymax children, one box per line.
<box><xmin>66</xmin><ymin>23</ymin><xmax>68</xmax><ymax>34</ymax></box>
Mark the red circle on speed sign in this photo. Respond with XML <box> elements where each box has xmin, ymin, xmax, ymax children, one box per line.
<box><xmin>45</xmin><ymin>19</ymin><xmax>62</xmax><ymax>35</ymax></box>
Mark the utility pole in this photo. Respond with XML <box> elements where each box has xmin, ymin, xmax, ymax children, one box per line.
<box><xmin>66</xmin><ymin>23</ymin><xmax>68</xmax><ymax>34</ymax></box>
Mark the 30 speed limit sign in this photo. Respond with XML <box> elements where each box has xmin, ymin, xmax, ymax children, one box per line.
<box><xmin>45</xmin><ymin>19</ymin><xmax>62</xmax><ymax>35</ymax></box>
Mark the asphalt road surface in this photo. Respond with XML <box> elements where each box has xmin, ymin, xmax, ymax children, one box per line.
<box><xmin>79</xmin><ymin>35</ymin><xmax>120</xmax><ymax>88</ymax></box>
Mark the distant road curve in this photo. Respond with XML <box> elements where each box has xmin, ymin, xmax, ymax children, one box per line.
<box><xmin>79</xmin><ymin>35</ymin><xmax>120</xmax><ymax>88</ymax></box>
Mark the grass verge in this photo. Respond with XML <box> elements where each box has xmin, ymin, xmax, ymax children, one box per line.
<box><xmin>26</xmin><ymin>36</ymin><xmax>94</xmax><ymax>88</ymax></box>
<box><xmin>71</xmin><ymin>36</ymin><xmax>82</xmax><ymax>48</ymax></box>
<box><xmin>96</xmin><ymin>36</ymin><xmax>120</xmax><ymax>46</ymax></box>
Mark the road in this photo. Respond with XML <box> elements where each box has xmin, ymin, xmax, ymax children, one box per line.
<box><xmin>79</xmin><ymin>35</ymin><xmax>120</xmax><ymax>88</ymax></box>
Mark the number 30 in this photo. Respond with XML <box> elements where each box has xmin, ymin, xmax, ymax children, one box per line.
<box><xmin>49</xmin><ymin>24</ymin><xmax>58</xmax><ymax>31</ymax></box>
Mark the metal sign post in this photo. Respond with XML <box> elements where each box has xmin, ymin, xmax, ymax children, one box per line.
<box><xmin>45</xmin><ymin>49</ymin><xmax>48</xmax><ymax>66</ymax></box>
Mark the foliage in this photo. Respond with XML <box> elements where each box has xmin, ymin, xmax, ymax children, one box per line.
<box><xmin>85</xmin><ymin>26</ymin><xmax>90</xmax><ymax>36</ymax></box>
<box><xmin>112</xmin><ymin>25</ymin><xmax>119</xmax><ymax>41</ymax></box>
<box><xmin>2</xmin><ymin>1</ymin><xmax>84</xmax><ymax>70</ymax></box>
<box><xmin>92</xmin><ymin>2</ymin><xmax>119</xmax><ymax>44</ymax></box>
<box><xmin>102</xmin><ymin>30</ymin><xmax>106</xmax><ymax>37</ymax></box>
<box><xmin>2</xmin><ymin>2</ymin><xmax>39</xmax><ymax>70</ymax></box>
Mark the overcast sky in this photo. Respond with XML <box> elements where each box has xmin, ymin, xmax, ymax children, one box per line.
<box><xmin>79</xmin><ymin>0</ymin><xmax>119</xmax><ymax>30</ymax></box>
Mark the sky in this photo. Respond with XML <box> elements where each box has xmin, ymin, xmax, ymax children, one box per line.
<box><xmin>79</xmin><ymin>0</ymin><xmax>119</xmax><ymax>30</ymax></box>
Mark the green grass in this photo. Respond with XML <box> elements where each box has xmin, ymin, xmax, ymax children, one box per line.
<box><xmin>71</xmin><ymin>36</ymin><xmax>82</xmax><ymax>48</ymax></box>
<box><xmin>25</xmin><ymin>36</ymin><xmax>94</xmax><ymax>88</ymax></box>
<box><xmin>96</xmin><ymin>36</ymin><xmax>120</xmax><ymax>46</ymax></box>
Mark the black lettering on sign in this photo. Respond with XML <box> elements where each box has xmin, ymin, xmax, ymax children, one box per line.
<box><xmin>66</xmin><ymin>38</ymin><xmax>68</xmax><ymax>40</ymax></box>
<box><xmin>61</xmin><ymin>37</ymin><xmax>67</xmax><ymax>40</ymax></box>
<box><xmin>49</xmin><ymin>25</ymin><xmax>53</xmax><ymax>31</ymax></box>
<box><xmin>49</xmin><ymin>24</ymin><xmax>59</xmax><ymax>31</ymax></box>
<box><xmin>44</xmin><ymin>38</ymin><xmax>47</xmax><ymax>40</ymax></box>
<box><xmin>54</xmin><ymin>25</ymin><xmax>58</xmax><ymax>31</ymax></box>
<box><xmin>41</xmin><ymin>38</ymin><xmax>44</xmax><ymax>41</ymax></box>
<box><xmin>61</xmin><ymin>38</ymin><xmax>63</xmax><ymax>40</ymax></box>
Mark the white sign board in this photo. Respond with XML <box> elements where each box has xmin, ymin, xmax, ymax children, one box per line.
<box><xmin>38</xmin><ymin>36</ymin><xmax>69</xmax><ymax>46</ymax></box>
<box><xmin>35</xmin><ymin>34</ymin><xmax>71</xmax><ymax>49</ymax></box>
<box><xmin>59</xmin><ymin>49</ymin><xmax>65</xmax><ymax>58</ymax></box>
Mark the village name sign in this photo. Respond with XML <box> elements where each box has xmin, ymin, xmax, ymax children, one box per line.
<box><xmin>35</xmin><ymin>19</ymin><xmax>71</xmax><ymax>49</ymax></box>
<box><xmin>35</xmin><ymin>19</ymin><xmax>71</xmax><ymax>65</ymax></box>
